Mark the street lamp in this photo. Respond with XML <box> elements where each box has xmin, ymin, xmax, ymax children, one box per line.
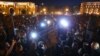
<box><xmin>42</xmin><ymin>8</ymin><xmax>47</xmax><ymax>14</ymax></box>
<box><xmin>65</xmin><ymin>8</ymin><xmax>69</xmax><ymax>12</ymax></box>
<box><xmin>65</xmin><ymin>8</ymin><xmax>69</xmax><ymax>15</ymax></box>
<box><xmin>43</xmin><ymin>8</ymin><xmax>46</xmax><ymax>12</ymax></box>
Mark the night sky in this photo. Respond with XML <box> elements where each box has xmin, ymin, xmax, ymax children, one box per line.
<box><xmin>2</xmin><ymin>0</ymin><xmax>100</xmax><ymax>6</ymax></box>
<box><xmin>33</xmin><ymin>0</ymin><xmax>82</xmax><ymax>6</ymax></box>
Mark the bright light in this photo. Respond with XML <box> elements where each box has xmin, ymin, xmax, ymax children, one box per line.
<box><xmin>59</xmin><ymin>18</ymin><xmax>69</xmax><ymax>28</ymax></box>
<box><xmin>0</xmin><ymin>2</ymin><xmax>14</xmax><ymax>5</ymax></box>
<box><xmin>43</xmin><ymin>8</ymin><xmax>47</xmax><ymax>12</ymax></box>
<box><xmin>65</xmin><ymin>8</ymin><xmax>69</xmax><ymax>11</ymax></box>
<box><xmin>17</xmin><ymin>2</ymin><xmax>29</xmax><ymax>5</ymax></box>
<box><xmin>30</xmin><ymin>32</ymin><xmax>38</xmax><ymax>39</ymax></box>
<box><xmin>5</xmin><ymin>2</ymin><xmax>14</xmax><ymax>5</ymax></box>
<box><xmin>0</xmin><ymin>1</ymin><xmax>5</xmax><ymax>4</ymax></box>
<box><xmin>55</xmin><ymin>11</ymin><xmax>63</xmax><ymax>15</ymax></box>
<box><xmin>40</xmin><ymin>22</ymin><xmax>46</xmax><ymax>27</ymax></box>
<box><xmin>96</xmin><ymin>12</ymin><xmax>99</xmax><ymax>15</ymax></box>
<box><xmin>47</xmin><ymin>20</ymin><xmax>51</xmax><ymax>25</ymax></box>
<box><xmin>2</xmin><ymin>12</ymin><xmax>6</xmax><ymax>15</ymax></box>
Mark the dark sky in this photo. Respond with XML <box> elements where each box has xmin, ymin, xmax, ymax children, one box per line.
<box><xmin>2</xmin><ymin>0</ymin><xmax>100</xmax><ymax>6</ymax></box>
<box><xmin>21</xmin><ymin>0</ymin><xmax>83</xmax><ymax>6</ymax></box>
<box><xmin>33</xmin><ymin>0</ymin><xmax>82</xmax><ymax>6</ymax></box>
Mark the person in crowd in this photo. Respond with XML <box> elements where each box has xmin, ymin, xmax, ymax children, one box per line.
<box><xmin>5</xmin><ymin>39</ymin><xmax>16</xmax><ymax>56</ymax></box>
<box><xmin>74</xmin><ymin>24</ymin><xmax>86</xmax><ymax>48</ymax></box>
<box><xmin>27</xmin><ymin>42</ymin><xmax>37</xmax><ymax>56</ymax></box>
<box><xmin>90</xmin><ymin>42</ymin><xmax>100</xmax><ymax>56</ymax></box>
<box><xmin>37</xmin><ymin>41</ymin><xmax>45</xmax><ymax>56</ymax></box>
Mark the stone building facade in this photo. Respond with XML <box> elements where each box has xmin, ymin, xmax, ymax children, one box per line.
<box><xmin>80</xmin><ymin>2</ymin><xmax>100</xmax><ymax>15</ymax></box>
<box><xmin>0</xmin><ymin>1</ymin><xmax>35</xmax><ymax>15</ymax></box>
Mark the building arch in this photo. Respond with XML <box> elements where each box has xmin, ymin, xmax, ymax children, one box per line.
<box><xmin>9</xmin><ymin>7</ymin><xmax>15</xmax><ymax>15</ymax></box>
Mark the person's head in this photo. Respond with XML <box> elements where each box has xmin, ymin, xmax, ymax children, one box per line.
<box><xmin>17</xmin><ymin>30</ymin><xmax>26</xmax><ymax>39</ymax></box>
<box><xmin>79</xmin><ymin>24</ymin><xmax>84</xmax><ymax>31</ymax></box>
<box><xmin>38</xmin><ymin>41</ymin><xmax>44</xmax><ymax>48</ymax></box>
<box><xmin>0</xmin><ymin>24</ymin><xmax>3</xmax><ymax>31</ymax></box>
<box><xmin>15</xmin><ymin>43</ymin><xmax>23</xmax><ymax>52</ymax></box>
<box><xmin>91</xmin><ymin>42</ymin><xmax>100</xmax><ymax>50</ymax></box>
<box><xmin>72</xmin><ymin>42</ymin><xmax>78</xmax><ymax>48</ymax></box>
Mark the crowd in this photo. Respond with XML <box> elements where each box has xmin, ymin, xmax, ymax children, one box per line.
<box><xmin>0</xmin><ymin>12</ymin><xmax>100</xmax><ymax>56</ymax></box>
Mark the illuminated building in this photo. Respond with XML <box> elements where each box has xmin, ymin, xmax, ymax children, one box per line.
<box><xmin>80</xmin><ymin>2</ymin><xmax>100</xmax><ymax>15</ymax></box>
<box><xmin>0</xmin><ymin>1</ymin><xmax>35</xmax><ymax>15</ymax></box>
